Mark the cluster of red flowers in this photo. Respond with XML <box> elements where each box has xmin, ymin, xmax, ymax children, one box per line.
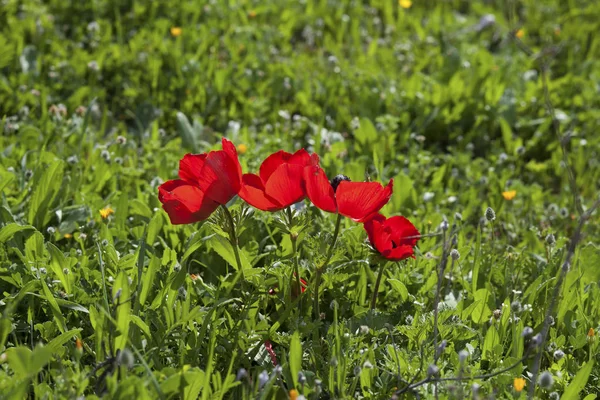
<box><xmin>158</xmin><ymin>138</ymin><xmax>420</xmax><ymax>260</ymax></box>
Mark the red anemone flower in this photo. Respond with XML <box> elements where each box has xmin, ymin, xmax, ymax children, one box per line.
<box><xmin>158</xmin><ymin>180</ymin><xmax>219</xmax><ymax>224</ymax></box>
<box><xmin>268</xmin><ymin>274</ymin><xmax>308</xmax><ymax>298</ymax></box>
<box><xmin>239</xmin><ymin>149</ymin><xmax>318</xmax><ymax>211</ymax></box>
<box><xmin>303</xmin><ymin>166</ymin><xmax>393</xmax><ymax>222</ymax></box>
<box><xmin>363</xmin><ymin>214</ymin><xmax>420</xmax><ymax>261</ymax></box>
<box><xmin>158</xmin><ymin>138</ymin><xmax>242</xmax><ymax>224</ymax></box>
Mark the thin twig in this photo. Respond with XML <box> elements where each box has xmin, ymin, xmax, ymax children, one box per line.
<box><xmin>395</xmin><ymin>353</ymin><xmax>532</xmax><ymax>396</ymax></box>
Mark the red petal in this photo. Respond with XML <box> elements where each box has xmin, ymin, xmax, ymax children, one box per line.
<box><xmin>179</xmin><ymin>153</ymin><xmax>207</xmax><ymax>183</ymax></box>
<box><xmin>259</xmin><ymin>150</ymin><xmax>293</xmax><ymax>183</ymax></box>
<box><xmin>258</xmin><ymin>149</ymin><xmax>313</xmax><ymax>184</ymax></box>
<box><xmin>336</xmin><ymin>179</ymin><xmax>393</xmax><ymax>222</ymax></box>
<box><xmin>363</xmin><ymin>213</ymin><xmax>386</xmax><ymax>246</ymax></box>
<box><xmin>197</xmin><ymin>141</ymin><xmax>242</xmax><ymax>204</ymax></box>
<box><xmin>158</xmin><ymin>180</ymin><xmax>219</xmax><ymax>224</ymax></box>
<box><xmin>303</xmin><ymin>166</ymin><xmax>337</xmax><ymax>213</ymax></box>
<box><xmin>288</xmin><ymin>148</ymin><xmax>312</xmax><ymax>166</ymax></box>
<box><xmin>238</xmin><ymin>174</ymin><xmax>283</xmax><ymax>211</ymax></box>
<box><xmin>264</xmin><ymin>340</ymin><xmax>278</xmax><ymax>366</ymax></box>
<box><xmin>264</xmin><ymin>164</ymin><xmax>306</xmax><ymax>208</ymax></box>
<box><xmin>309</xmin><ymin>153</ymin><xmax>320</xmax><ymax>167</ymax></box>
<box><xmin>385</xmin><ymin>216</ymin><xmax>420</xmax><ymax>247</ymax></box>
<box><xmin>221</xmin><ymin>138</ymin><xmax>243</xmax><ymax>178</ymax></box>
<box><xmin>384</xmin><ymin>245</ymin><xmax>416</xmax><ymax>261</ymax></box>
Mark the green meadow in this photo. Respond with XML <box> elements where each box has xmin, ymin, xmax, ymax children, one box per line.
<box><xmin>1</xmin><ymin>0</ymin><xmax>599</xmax><ymax>398</ymax></box>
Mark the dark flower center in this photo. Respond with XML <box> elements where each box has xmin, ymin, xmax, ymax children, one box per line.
<box><xmin>330</xmin><ymin>174</ymin><xmax>351</xmax><ymax>192</ymax></box>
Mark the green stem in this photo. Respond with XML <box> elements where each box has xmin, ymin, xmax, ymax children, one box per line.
<box><xmin>287</xmin><ymin>207</ymin><xmax>302</xmax><ymax>311</ymax></box>
<box><xmin>371</xmin><ymin>262</ymin><xmax>387</xmax><ymax>310</ymax></box>
<box><xmin>221</xmin><ymin>205</ymin><xmax>243</xmax><ymax>272</ymax></box>
<box><xmin>314</xmin><ymin>213</ymin><xmax>343</xmax><ymax>321</ymax></box>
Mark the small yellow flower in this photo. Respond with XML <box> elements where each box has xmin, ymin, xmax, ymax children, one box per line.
<box><xmin>399</xmin><ymin>0</ymin><xmax>412</xmax><ymax>8</ymax></box>
<box><xmin>588</xmin><ymin>328</ymin><xmax>595</xmax><ymax>338</ymax></box>
<box><xmin>64</xmin><ymin>233</ymin><xmax>73</xmax><ymax>239</ymax></box>
<box><xmin>502</xmin><ymin>190</ymin><xmax>517</xmax><ymax>201</ymax></box>
<box><xmin>513</xmin><ymin>377</ymin><xmax>526</xmax><ymax>392</ymax></box>
<box><xmin>99</xmin><ymin>207</ymin><xmax>114</xmax><ymax>219</ymax></box>
<box><xmin>170</xmin><ymin>27</ymin><xmax>182</xmax><ymax>37</ymax></box>
<box><xmin>289</xmin><ymin>389</ymin><xmax>299</xmax><ymax>400</ymax></box>
<box><xmin>515</xmin><ymin>29</ymin><xmax>525</xmax><ymax>39</ymax></box>
<box><xmin>190</xmin><ymin>274</ymin><xmax>199</xmax><ymax>281</ymax></box>
<box><xmin>248</xmin><ymin>10</ymin><xmax>257</xmax><ymax>18</ymax></box>
<box><xmin>554</xmin><ymin>27</ymin><xmax>561</xmax><ymax>37</ymax></box>
<box><xmin>237</xmin><ymin>144</ymin><xmax>248</xmax><ymax>154</ymax></box>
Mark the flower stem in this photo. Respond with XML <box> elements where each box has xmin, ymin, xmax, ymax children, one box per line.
<box><xmin>314</xmin><ymin>213</ymin><xmax>343</xmax><ymax>321</ymax></box>
<box><xmin>221</xmin><ymin>205</ymin><xmax>243</xmax><ymax>272</ymax></box>
<box><xmin>370</xmin><ymin>262</ymin><xmax>387</xmax><ymax>310</ymax></box>
<box><xmin>287</xmin><ymin>207</ymin><xmax>302</xmax><ymax>311</ymax></box>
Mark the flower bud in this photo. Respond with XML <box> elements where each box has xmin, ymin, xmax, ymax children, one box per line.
<box><xmin>427</xmin><ymin>364</ymin><xmax>439</xmax><ymax>377</ymax></box>
<box><xmin>297</xmin><ymin>371</ymin><xmax>306</xmax><ymax>384</ymax></box>
<box><xmin>258</xmin><ymin>370</ymin><xmax>269</xmax><ymax>388</ymax></box>
<box><xmin>538</xmin><ymin>371</ymin><xmax>554</xmax><ymax>389</ymax></box>
<box><xmin>439</xmin><ymin>220</ymin><xmax>449</xmax><ymax>231</ymax></box>
<box><xmin>545</xmin><ymin>233</ymin><xmax>556</xmax><ymax>246</ymax></box>
<box><xmin>450</xmin><ymin>249</ymin><xmax>460</xmax><ymax>260</ymax></box>
<box><xmin>531</xmin><ymin>333</ymin><xmax>542</xmax><ymax>347</ymax></box>
<box><xmin>553</xmin><ymin>349</ymin><xmax>564</xmax><ymax>360</ymax></box>
<box><xmin>116</xmin><ymin>348</ymin><xmax>134</xmax><ymax>369</ymax></box>
<box><xmin>521</xmin><ymin>326</ymin><xmax>533</xmax><ymax>337</ymax></box>
<box><xmin>236</xmin><ymin>368</ymin><xmax>247</xmax><ymax>381</ymax></box>
<box><xmin>458</xmin><ymin>349</ymin><xmax>469</xmax><ymax>364</ymax></box>
<box><xmin>485</xmin><ymin>207</ymin><xmax>496</xmax><ymax>222</ymax></box>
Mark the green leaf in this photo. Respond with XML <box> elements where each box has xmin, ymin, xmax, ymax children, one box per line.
<box><xmin>387</xmin><ymin>279</ymin><xmax>409</xmax><ymax>302</ymax></box>
<box><xmin>45</xmin><ymin>328</ymin><xmax>81</xmax><ymax>354</ymax></box>
<box><xmin>5</xmin><ymin>345</ymin><xmax>53</xmax><ymax>379</ymax></box>
<box><xmin>46</xmin><ymin>242</ymin><xmax>72</xmax><ymax>293</ymax></box>
<box><xmin>0</xmin><ymin>318</ymin><xmax>13</xmax><ymax>350</ymax></box>
<box><xmin>0</xmin><ymin>223</ymin><xmax>36</xmax><ymax>243</ymax></box>
<box><xmin>113</xmin><ymin>271</ymin><xmax>132</xmax><ymax>351</ymax></box>
<box><xmin>289</xmin><ymin>331</ymin><xmax>302</xmax><ymax>388</ymax></box>
<box><xmin>354</xmin><ymin>117</ymin><xmax>378</xmax><ymax>145</ymax></box>
<box><xmin>498</xmin><ymin>118</ymin><xmax>514</xmax><ymax>154</ymax></box>
<box><xmin>176</xmin><ymin>111</ymin><xmax>198</xmax><ymax>152</ymax></box>
<box><xmin>41</xmin><ymin>280</ymin><xmax>67</xmax><ymax>333</ymax></box>
<box><xmin>562</xmin><ymin>360</ymin><xmax>594</xmax><ymax>400</ymax></box>
<box><xmin>206</xmin><ymin>234</ymin><xmax>251</xmax><ymax>270</ymax></box>
<box><xmin>0</xmin><ymin>34</ymin><xmax>15</xmax><ymax>69</ymax></box>
<box><xmin>471</xmin><ymin>289</ymin><xmax>492</xmax><ymax>324</ymax></box>
<box><xmin>139</xmin><ymin>254</ymin><xmax>160</xmax><ymax>306</ymax></box>
<box><xmin>481</xmin><ymin>325</ymin><xmax>499</xmax><ymax>360</ymax></box>
<box><xmin>28</xmin><ymin>160</ymin><xmax>64</xmax><ymax>229</ymax></box>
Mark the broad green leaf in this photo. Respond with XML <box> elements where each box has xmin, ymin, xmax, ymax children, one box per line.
<box><xmin>139</xmin><ymin>254</ymin><xmax>160</xmax><ymax>306</ymax></box>
<box><xmin>28</xmin><ymin>160</ymin><xmax>64</xmax><ymax>229</ymax></box>
<box><xmin>289</xmin><ymin>331</ymin><xmax>302</xmax><ymax>388</ymax></box>
<box><xmin>387</xmin><ymin>279</ymin><xmax>409</xmax><ymax>302</ymax></box>
<box><xmin>0</xmin><ymin>223</ymin><xmax>36</xmax><ymax>243</ymax></box>
<box><xmin>354</xmin><ymin>117</ymin><xmax>378</xmax><ymax>145</ymax></box>
<box><xmin>46</xmin><ymin>242</ymin><xmax>72</xmax><ymax>293</ymax></box>
<box><xmin>46</xmin><ymin>328</ymin><xmax>81</xmax><ymax>354</ymax></box>
<box><xmin>41</xmin><ymin>280</ymin><xmax>66</xmax><ymax>333</ymax></box>
<box><xmin>482</xmin><ymin>325</ymin><xmax>499</xmax><ymax>361</ymax></box>
<box><xmin>562</xmin><ymin>360</ymin><xmax>594</xmax><ymax>400</ymax></box>
<box><xmin>206</xmin><ymin>234</ymin><xmax>251</xmax><ymax>270</ymax></box>
<box><xmin>113</xmin><ymin>270</ymin><xmax>132</xmax><ymax>351</ymax></box>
